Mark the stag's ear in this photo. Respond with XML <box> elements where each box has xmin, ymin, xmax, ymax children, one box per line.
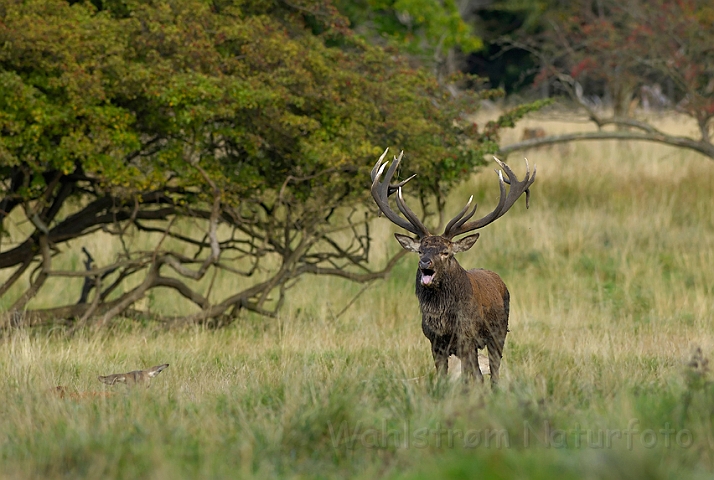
<box><xmin>452</xmin><ymin>234</ymin><xmax>480</xmax><ymax>253</ymax></box>
<box><xmin>394</xmin><ymin>233</ymin><xmax>420</xmax><ymax>252</ymax></box>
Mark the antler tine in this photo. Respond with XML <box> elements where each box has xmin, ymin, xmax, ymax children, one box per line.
<box><xmin>523</xmin><ymin>158</ymin><xmax>536</xmax><ymax>208</ymax></box>
<box><xmin>444</xmin><ymin>156</ymin><xmax>534</xmax><ymax>239</ymax></box>
<box><xmin>442</xmin><ymin>195</ymin><xmax>478</xmax><ymax>238</ymax></box>
<box><xmin>396</xmin><ymin>187</ymin><xmax>431</xmax><ymax>237</ymax></box>
<box><xmin>370</xmin><ymin>149</ymin><xmax>430</xmax><ymax>238</ymax></box>
<box><xmin>371</xmin><ymin>150</ymin><xmax>417</xmax><ymax>196</ymax></box>
<box><xmin>370</xmin><ymin>148</ymin><xmax>391</xmax><ymax>182</ymax></box>
<box><xmin>499</xmin><ymin>158</ymin><xmax>534</xmax><ymax>208</ymax></box>
<box><xmin>448</xmin><ymin>169</ymin><xmax>508</xmax><ymax>238</ymax></box>
<box><xmin>390</xmin><ymin>174</ymin><xmax>417</xmax><ymax>195</ymax></box>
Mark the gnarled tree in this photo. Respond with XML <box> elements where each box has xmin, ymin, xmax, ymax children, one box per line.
<box><xmin>0</xmin><ymin>0</ymin><xmax>538</xmax><ymax>327</ymax></box>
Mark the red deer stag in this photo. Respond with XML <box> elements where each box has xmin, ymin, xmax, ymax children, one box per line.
<box><xmin>370</xmin><ymin>150</ymin><xmax>535</xmax><ymax>387</ymax></box>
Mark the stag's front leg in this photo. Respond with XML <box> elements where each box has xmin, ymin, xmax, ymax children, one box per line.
<box><xmin>430</xmin><ymin>341</ymin><xmax>449</xmax><ymax>376</ymax></box>
<box><xmin>460</xmin><ymin>348</ymin><xmax>485</xmax><ymax>384</ymax></box>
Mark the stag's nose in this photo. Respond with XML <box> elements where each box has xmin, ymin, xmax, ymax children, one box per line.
<box><xmin>418</xmin><ymin>258</ymin><xmax>433</xmax><ymax>270</ymax></box>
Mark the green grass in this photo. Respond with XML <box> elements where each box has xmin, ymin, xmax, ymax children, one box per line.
<box><xmin>2</xmin><ymin>115</ymin><xmax>714</xmax><ymax>479</ymax></box>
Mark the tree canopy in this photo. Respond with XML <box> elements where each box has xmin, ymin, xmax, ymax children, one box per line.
<box><xmin>334</xmin><ymin>0</ymin><xmax>484</xmax><ymax>81</ymax></box>
<box><xmin>0</xmin><ymin>0</ymin><xmax>537</xmax><ymax>326</ymax></box>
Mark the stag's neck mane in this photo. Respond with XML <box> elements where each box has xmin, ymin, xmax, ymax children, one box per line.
<box><xmin>415</xmin><ymin>261</ymin><xmax>473</xmax><ymax>317</ymax></box>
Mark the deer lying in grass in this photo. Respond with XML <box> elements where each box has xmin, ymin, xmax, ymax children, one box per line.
<box><xmin>51</xmin><ymin>386</ymin><xmax>116</xmax><ymax>400</ymax></box>
<box><xmin>371</xmin><ymin>150</ymin><xmax>535</xmax><ymax>387</ymax></box>
<box><xmin>98</xmin><ymin>364</ymin><xmax>169</xmax><ymax>387</ymax></box>
<box><xmin>521</xmin><ymin>127</ymin><xmax>546</xmax><ymax>141</ymax></box>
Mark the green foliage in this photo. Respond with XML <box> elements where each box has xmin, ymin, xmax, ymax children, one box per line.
<box><xmin>0</xmin><ymin>0</ymin><xmax>547</xmax><ymax>321</ymax></box>
<box><xmin>334</xmin><ymin>0</ymin><xmax>483</xmax><ymax>62</ymax></box>
<box><xmin>0</xmin><ymin>0</ymin><xmax>507</xmax><ymax>206</ymax></box>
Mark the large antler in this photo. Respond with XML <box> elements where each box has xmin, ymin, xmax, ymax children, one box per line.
<box><xmin>443</xmin><ymin>157</ymin><xmax>536</xmax><ymax>240</ymax></box>
<box><xmin>371</xmin><ymin>149</ymin><xmax>430</xmax><ymax>238</ymax></box>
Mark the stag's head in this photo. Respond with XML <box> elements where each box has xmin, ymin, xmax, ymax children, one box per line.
<box><xmin>393</xmin><ymin>233</ymin><xmax>482</xmax><ymax>287</ymax></box>
<box><xmin>370</xmin><ymin>149</ymin><xmax>536</xmax><ymax>288</ymax></box>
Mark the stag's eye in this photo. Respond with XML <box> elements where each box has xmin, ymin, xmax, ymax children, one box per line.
<box><xmin>440</xmin><ymin>252</ymin><xmax>449</xmax><ymax>258</ymax></box>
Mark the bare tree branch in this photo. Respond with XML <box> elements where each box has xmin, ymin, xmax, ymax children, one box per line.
<box><xmin>9</xmin><ymin>235</ymin><xmax>51</xmax><ymax>312</ymax></box>
<box><xmin>297</xmin><ymin>249</ymin><xmax>408</xmax><ymax>281</ymax></box>
<box><xmin>498</xmin><ymin>129</ymin><xmax>714</xmax><ymax>160</ymax></box>
<box><xmin>0</xmin><ymin>255</ymin><xmax>33</xmax><ymax>298</ymax></box>
<box><xmin>68</xmin><ymin>275</ymin><xmax>103</xmax><ymax>335</ymax></box>
<box><xmin>98</xmin><ymin>264</ymin><xmax>159</xmax><ymax>327</ymax></box>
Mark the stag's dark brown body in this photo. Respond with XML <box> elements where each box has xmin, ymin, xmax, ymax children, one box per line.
<box><xmin>371</xmin><ymin>149</ymin><xmax>534</xmax><ymax>388</ymax></box>
<box><xmin>395</xmin><ymin>234</ymin><xmax>510</xmax><ymax>385</ymax></box>
<box><xmin>414</xmin><ymin>239</ymin><xmax>509</xmax><ymax>384</ymax></box>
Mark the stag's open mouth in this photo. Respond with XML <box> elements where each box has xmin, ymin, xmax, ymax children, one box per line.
<box><xmin>420</xmin><ymin>269</ymin><xmax>435</xmax><ymax>286</ymax></box>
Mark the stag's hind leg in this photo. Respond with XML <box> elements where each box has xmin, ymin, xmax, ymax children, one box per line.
<box><xmin>486</xmin><ymin>337</ymin><xmax>504</xmax><ymax>388</ymax></box>
<box><xmin>486</xmin><ymin>289</ymin><xmax>510</xmax><ymax>388</ymax></box>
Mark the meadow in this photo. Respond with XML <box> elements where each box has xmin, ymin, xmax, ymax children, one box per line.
<box><xmin>1</xmin><ymin>113</ymin><xmax>714</xmax><ymax>479</ymax></box>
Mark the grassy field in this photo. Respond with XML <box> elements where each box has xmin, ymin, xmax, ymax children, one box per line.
<box><xmin>2</xmin><ymin>114</ymin><xmax>714</xmax><ymax>479</ymax></box>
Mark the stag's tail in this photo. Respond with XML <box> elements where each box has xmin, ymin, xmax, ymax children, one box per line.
<box><xmin>503</xmin><ymin>288</ymin><xmax>510</xmax><ymax>331</ymax></box>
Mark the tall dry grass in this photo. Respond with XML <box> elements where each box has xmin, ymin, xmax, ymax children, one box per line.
<box><xmin>1</xmin><ymin>114</ymin><xmax>714</xmax><ymax>479</ymax></box>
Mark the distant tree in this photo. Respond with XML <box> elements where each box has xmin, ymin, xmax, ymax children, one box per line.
<box><xmin>0</xmin><ymin>0</ymin><xmax>540</xmax><ymax>327</ymax></box>
<box><xmin>334</xmin><ymin>0</ymin><xmax>485</xmax><ymax>82</ymax></box>
<box><xmin>498</xmin><ymin>0</ymin><xmax>714</xmax><ymax>161</ymax></box>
